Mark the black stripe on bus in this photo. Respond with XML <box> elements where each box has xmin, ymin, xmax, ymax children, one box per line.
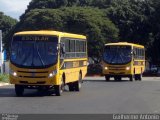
<box><xmin>134</xmin><ymin>61</ymin><xmax>145</xmax><ymax>66</ymax></box>
<box><xmin>60</xmin><ymin>60</ymin><xmax>87</xmax><ymax>70</ymax></box>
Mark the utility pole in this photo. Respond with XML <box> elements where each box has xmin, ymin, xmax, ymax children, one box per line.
<box><xmin>0</xmin><ymin>30</ymin><xmax>4</xmax><ymax>74</ymax></box>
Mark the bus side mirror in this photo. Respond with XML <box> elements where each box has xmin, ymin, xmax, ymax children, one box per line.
<box><xmin>87</xmin><ymin>62</ymin><xmax>90</xmax><ymax>66</ymax></box>
<box><xmin>131</xmin><ymin>51</ymin><xmax>136</xmax><ymax>56</ymax></box>
<box><xmin>133</xmin><ymin>51</ymin><xmax>136</xmax><ymax>56</ymax></box>
<box><xmin>60</xmin><ymin>43</ymin><xmax>65</xmax><ymax>55</ymax></box>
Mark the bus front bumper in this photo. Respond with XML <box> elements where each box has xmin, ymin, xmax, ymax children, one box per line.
<box><xmin>10</xmin><ymin>75</ymin><xmax>59</xmax><ymax>86</ymax></box>
<box><xmin>104</xmin><ymin>74</ymin><xmax>132</xmax><ymax>78</ymax></box>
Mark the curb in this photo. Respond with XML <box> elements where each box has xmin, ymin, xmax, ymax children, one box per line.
<box><xmin>0</xmin><ymin>82</ymin><xmax>10</xmax><ymax>87</ymax></box>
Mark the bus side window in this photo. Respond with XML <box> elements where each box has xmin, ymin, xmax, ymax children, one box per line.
<box><xmin>61</xmin><ymin>43</ymin><xmax>65</xmax><ymax>54</ymax></box>
<box><xmin>60</xmin><ymin>42</ymin><xmax>65</xmax><ymax>59</ymax></box>
<box><xmin>133</xmin><ymin>48</ymin><xmax>136</xmax><ymax>59</ymax></box>
<box><xmin>59</xmin><ymin>38</ymin><xmax>65</xmax><ymax>58</ymax></box>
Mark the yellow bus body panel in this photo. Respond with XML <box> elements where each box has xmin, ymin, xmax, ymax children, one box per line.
<box><xmin>102</xmin><ymin>42</ymin><xmax>145</xmax><ymax>77</ymax></box>
<box><xmin>59</xmin><ymin>58</ymin><xmax>88</xmax><ymax>84</ymax></box>
<box><xmin>10</xmin><ymin>30</ymin><xmax>88</xmax><ymax>86</ymax></box>
<box><xmin>15</xmin><ymin>31</ymin><xmax>86</xmax><ymax>40</ymax></box>
<box><xmin>10</xmin><ymin>63</ymin><xmax>60</xmax><ymax>85</ymax></box>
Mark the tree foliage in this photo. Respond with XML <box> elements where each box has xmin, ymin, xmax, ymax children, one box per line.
<box><xmin>105</xmin><ymin>0</ymin><xmax>155</xmax><ymax>60</ymax></box>
<box><xmin>146</xmin><ymin>0</ymin><xmax>160</xmax><ymax>63</ymax></box>
<box><xmin>0</xmin><ymin>12</ymin><xmax>17</xmax><ymax>37</ymax></box>
<box><xmin>4</xmin><ymin>0</ymin><xmax>160</xmax><ymax>63</ymax></box>
<box><xmin>15</xmin><ymin>7</ymin><xmax>119</xmax><ymax>63</ymax></box>
<box><xmin>20</xmin><ymin>0</ymin><xmax>113</xmax><ymax>20</ymax></box>
<box><xmin>0</xmin><ymin>12</ymin><xmax>17</xmax><ymax>52</ymax></box>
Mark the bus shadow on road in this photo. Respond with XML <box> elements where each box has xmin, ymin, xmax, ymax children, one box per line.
<box><xmin>84</xmin><ymin>80</ymin><xmax>130</xmax><ymax>83</ymax></box>
<box><xmin>0</xmin><ymin>88</ymin><xmax>16</xmax><ymax>97</ymax></box>
<box><xmin>0</xmin><ymin>88</ymin><xmax>64</xmax><ymax>97</ymax></box>
<box><xmin>105</xmin><ymin>80</ymin><xmax>130</xmax><ymax>82</ymax></box>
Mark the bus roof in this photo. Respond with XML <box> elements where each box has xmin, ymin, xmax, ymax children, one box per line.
<box><xmin>14</xmin><ymin>30</ymin><xmax>86</xmax><ymax>39</ymax></box>
<box><xmin>105</xmin><ymin>42</ymin><xmax>144</xmax><ymax>48</ymax></box>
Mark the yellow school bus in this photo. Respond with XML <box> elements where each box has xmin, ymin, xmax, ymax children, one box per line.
<box><xmin>102</xmin><ymin>42</ymin><xmax>145</xmax><ymax>81</ymax></box>
<box><xmin>10</xmin><ymin>30</ymin><xmax>88</xmax><ymax>96</ymax></box>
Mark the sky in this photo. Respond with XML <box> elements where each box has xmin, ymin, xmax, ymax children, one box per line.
<box><xmin>0</xmin><ymin>0</ymin><xmax>31</xmax><ymax>20</ymax></box>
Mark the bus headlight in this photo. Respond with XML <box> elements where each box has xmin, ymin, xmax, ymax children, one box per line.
<box><xmin>48</xmin><ymin>70</ymin><xmax>57</xmax><ymax>78</ymax></box>
<box><xmin>105</xmin><ymin>67</ymin><xmax>108</xmax><ymax>70</ymax></box>
<box><xmin>126</xmin><ymin>67</ymin><xmax>130</xmax><ymax>71</ymax></box>
<box><xmin>10</xmin><ymin>70</ymin><xmax>17</xmax><ymax>77</ymax></box>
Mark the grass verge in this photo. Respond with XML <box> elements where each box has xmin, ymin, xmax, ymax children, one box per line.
<box><xmin>0</xmin><ymin>74</ymin><xmax>9</xmax><ymax>83</ymax></box>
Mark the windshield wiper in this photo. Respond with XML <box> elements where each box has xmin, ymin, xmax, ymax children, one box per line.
<box><xmin>119</xmin><ymin>51</ymin><xmax>125</xmax><ymax>63</ymax></box>
<box><xmin>35</xmin><ymin>41</ymin><xmax>45</xmax><ymax>66</ymax></box>
<box><xmin>31</xmin><ymin>42</ymin><xmax>35</xmax><ymax>66</ymax></box>
<box><xmin>20</xmin><ymin>43</ymin><xmax>32</xmax><ymax>65</ymax></box>
<box><xmin>110</xmin><ymin>48</ymin><xmax>118</xmax><ymax>63</ymax></box>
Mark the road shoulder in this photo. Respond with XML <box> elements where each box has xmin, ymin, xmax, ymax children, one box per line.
<box><xmin>0</xmin><ymin>82</ymin><xmax>10</xmax><ymax>87</ymax></box>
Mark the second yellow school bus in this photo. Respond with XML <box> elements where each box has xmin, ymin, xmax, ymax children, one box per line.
<box><xmin>10</xmin><ymin>30</ymin><xmax>88</xmax><ymax>96</ymax></box>
<box><xmin>102</xmin><ymin>42</ymin><xmax>145</xmax><ymax>81</ymax></box>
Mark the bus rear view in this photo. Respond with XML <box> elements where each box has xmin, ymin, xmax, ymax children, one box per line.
<box><xmin>102</xmin><ymin>42</ymin><xmax>145</xmax><ymax>81</ymax></box>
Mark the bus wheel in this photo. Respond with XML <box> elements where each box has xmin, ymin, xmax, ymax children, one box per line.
<box><xmin>68</xmin><ymin>83</ymin><xmax>74</xmax><ymax>91</ymax></box>
<box><xmin>134</xmin><ymin>75</ymin><xmax>138</xmax><ymax>81</ymax></box>
<box><xmin>105</xmin><ymin>75</ymin><xmax>110</xmax><ymax>81</ymax></box>
<box><xmin>15</xmin><ymin>85</ymin><xmax>24</xmax><ymax>97</ymax></box>
<box><xmin>74</xmin><ymin>73</ymin><xmax>82</xmax><ymax>91</ymax></box>
<box><xmin>129</xmin><ymin>75</ymin><xmax>134</xmax><ymax>81</ymax></box>
<box><xmin>55</xmin><ymin>77</ymin><xmax>65</xmax><ymax>96</ymax></box>
<box><xmin>139</xmin><ymin>74</ymin><xmax>142</xmax><ymax>81</ymax></box>
<box><xmin>114</xmin><ymin>77</ymin><xmax>118</xmax><ymax>81</ymax></box>
<box><xmin>114</xmin><ymin>77</ymin><xmax>121</xmax><ymax>81</ymax></box>
<box><xmin>118</xmin><ymin>77</ymin><xmax>122</xmax><ymax>81</ymax></box>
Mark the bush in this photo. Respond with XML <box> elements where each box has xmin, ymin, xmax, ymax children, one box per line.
<box><xmin>0</xmin><ymin>74</ymin><xmax>9</xmax><ymax>83</ymax></box>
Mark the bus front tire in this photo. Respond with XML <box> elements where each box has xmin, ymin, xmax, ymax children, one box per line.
<box><xmin>55</xmin><ymin>78</ymin><xmax>65</xmax><ymax>96</ymax></box>
<box><xmin>129</xmin><ymin>75</ymin><xmax>134</xmax><ymax>81</ymax></box>
<box><xmin>15</xmin><ymin>85</ymin><xmax>24</xmax><ymax>97</ymax></box>
<box><xmin>68</xmin><ymin>83</ymin><xmax>74</xmax><ymax>91</ymax></box>
<box><xmin>135</xmin><ymin>74</ymin><xmax>142</xmax><ymax>81</ymax></box>
<box><xmin>74</xmin><ymin>73</ymin><xmax>82</xmax><ymax>92</ymax></box>
<box><xmin>114</xmin><ymin>77</ymin><xmax>121</xmax><ymax>81</ymax></box>
<box><xmin>105</xmin><ymin>76</ymin><xmax>110</xmax><ymax>81</ymax></box>
<box><xmin>134</xmin><ymin>75</ymin><xmax>138</xmax><ymax>81</ymax></box>
<box><xmin>54</xmin><ymin>85</ymin><xmax>62</xmax><ymax>96</ymax></box>
<box><xmin>138</xmin><ymin>74</ymin><xmax>142</xmax><ymax>81</ymax></box>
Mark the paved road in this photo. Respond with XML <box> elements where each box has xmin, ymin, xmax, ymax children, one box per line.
<box><xmin>0</xmin><ymin>77</ymin><xmax>160</xmax><ymax>114</ymax></box>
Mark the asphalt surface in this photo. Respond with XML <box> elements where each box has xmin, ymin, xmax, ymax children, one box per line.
<box><xmin>0</xmin><ymin>77</ymin><xmax>160</xmax><ymax>114</ymax></box>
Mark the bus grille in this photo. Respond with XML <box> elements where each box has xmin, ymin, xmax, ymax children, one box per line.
<box><xmin>108</xmin><ymin>66</ymin><xmax>126</xmax><ymax>71</ymax></box>
<box><xmin>17</xmin><ymin>71</ymin><xmax>48</xmax><ymax>78</ymax></box>
<box><xmin>20</xmin><ymin>81</ymin><xmax>46</xmax><ymax>84</ymax></box>
<box><xmin>109</xmin><ymin>72</ymin><xmax>125</xmax><ymax>74</ymax></box>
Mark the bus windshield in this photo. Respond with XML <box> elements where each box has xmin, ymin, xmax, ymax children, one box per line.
<box><xmin>103</xmin><ymin>46</ymin><xmax>132</xmax><ymax>64</ymax></box>
<box><xmin>10</xmin><ymin>36</ymin><xmax>58</xmax><ymax>68</ymax></box>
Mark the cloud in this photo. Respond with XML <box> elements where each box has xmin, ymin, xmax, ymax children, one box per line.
<box><xmin>0</xmin><ymin>0</ymin><xmax>31</xmax><ymax>19</ymax></box>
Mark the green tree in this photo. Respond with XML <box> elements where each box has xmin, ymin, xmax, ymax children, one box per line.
<box><xmin>0</xmin><ymin>12</ymin><xmax>17</xmax><ymax>36</ymax></box>
<box><xmin>7</xmin><ymin>0</ymin><xmax>160</xmax><ymax>64</ymax></box>
<box><xmin>106</xmin><ymin>0</ymin><xmax>151</xmax><ymax>44</ymax></box>
<box><xmin>146</xmin><ymin>0</ymin><xmax>160</xmax><ymax>63</ymax></box>
<box><xmin>0</xmin><ymin>12</ymin><xmax>17</xmax><ymax>50</ymax></box>
<box><xmin>14</xmin><ymin>7</ymin><xmax>119</xmax><ymax>63</ymax></box>
<box><xmin>105</xmin><ymin>0</ymin><xmax>157</xmax><ymax>62</ymax></box>
<box><xmin>20</xmin><ymin>0</ymin><xmax>113</xmax><ymax>20</ymax></box>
